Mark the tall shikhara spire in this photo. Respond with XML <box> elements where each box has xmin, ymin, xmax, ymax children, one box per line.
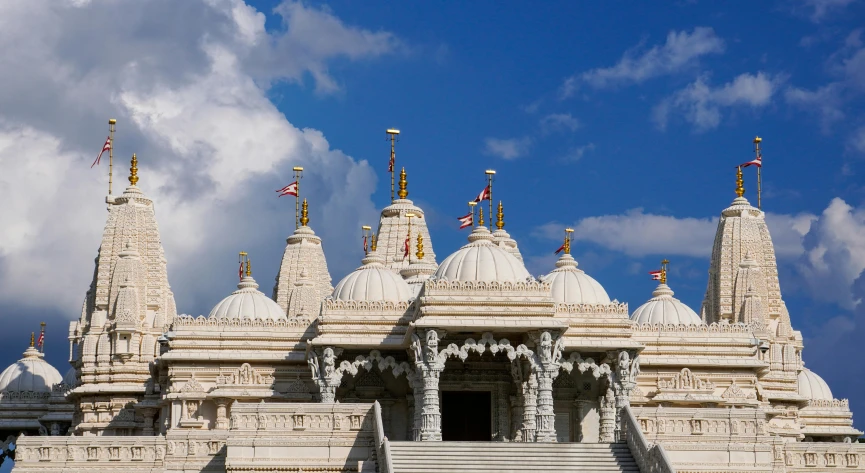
<box><xmin>375</xmin><ymin>167</ymin><xmax>437</xmax><ymax>272</ymax></box>
<box><xmin>69</xmin><ymin>154</ymin><xmax>176</xmax><ymax>435</ymax></box>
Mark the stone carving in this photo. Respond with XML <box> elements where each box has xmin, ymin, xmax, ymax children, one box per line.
<box><xmin>217</xmin><ymin>363</ymin><xmax>274</xmax><ymax>386</ymax></box>
<box><xmin>658</xmin><ymin>368</ymin><xmax>716</xmax><ymax>391</ymax></box>
<box><xmin>721</xmin><ymin>381</ymin><xmax>757</xmax><ymax>400</ymax></box>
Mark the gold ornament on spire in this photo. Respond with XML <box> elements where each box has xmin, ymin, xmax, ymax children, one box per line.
<box><xmin>370</xmin><ymin>233</ymin><xmax>378</xmax><ymax>252</ymax></box>
<box><xmin>416</xmin><ymin>232</ymin><xmax>424</xmax><ymax>260</ymax></box>
<box><xmin>129</xmin><ymin>153</ymin><xmax>139</xmax><ymax>186</ymax></box>
<box><xmin>300</xmin><ymin>199</ymin><xmax>309</xmax><ymax>226</ymax></box>
<box><xmin>246</xmin><ymin>257</ymin><xmax>252</xmax><ymax>277</ymax></box>
<box><xmin>735</xmin><ymin>166</ymin><xmax>744</xmax><ymax>198</ymax></box>
<box><xmin>496</xmin><ymin>201</ymin><xmax>505</xmax><ymax>230</ymax></box>
<box><xmin>478</xmin><ymin>207</ymin><xmax>485</xmax><ymax>227</ymax></box>
<box><xmin>564</xmin><ymin>228</ymin><xmax>574</xmax><ymax>255</ymax></box>
<box><xmin>397</xmin><ymin>167</ymin><xmax>408</xmax><ymax>200</ymax></box>
<box><xmin>29</xmin><ymin>332</ymin><xmax>34</xmax><ymax>347</ymax></box>
<box><xmin>661</xmin><ymin>259</ymin><xmax>669</xmax><ymax>284</ymax></box>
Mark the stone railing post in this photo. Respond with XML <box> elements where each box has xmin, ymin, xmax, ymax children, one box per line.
<box><xmin>214</xmin><ymin>398</ymin><xmax>230</xmax><ymax>430</ymax></box>
<box><xmin>610</xmin><ymin>349</ymin><xmax>640</xmax><ymax>442</ymax></box>
<box><xmin>599</xmin><ymin>386</ymin><xmax>616</xmax><ymax>443</ymax></box>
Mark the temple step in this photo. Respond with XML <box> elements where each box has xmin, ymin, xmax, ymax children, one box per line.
<box><xmin>389</xmin><ymin>441</ymin><xmax>640</xmax><ymax>472</ymax></box>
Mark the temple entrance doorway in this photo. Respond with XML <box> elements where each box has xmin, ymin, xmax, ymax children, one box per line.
<box><xmin>441</xmin><ymin>391</ymin><xmax>491</xmax><ymax>441</ymax></box>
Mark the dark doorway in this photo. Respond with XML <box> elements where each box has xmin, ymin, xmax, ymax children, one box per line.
<box><xmin>441</xmin><ymin>391</ymin><xmax>492</xmax><ymax>441</ymax></box>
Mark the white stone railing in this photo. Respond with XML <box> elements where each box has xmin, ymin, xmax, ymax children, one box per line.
<box><xmin>173</xmin><ymin>314</ymin><xmax>312</xmax><ymax>328</ymax></box>
<box><xmin>373</xmin><ymin>401</ymin><xmax>394</xmax><ymax>473</ymax></box>
<box><xmin>632</xmin><ymin>321</ymin><xmax>764</xmax><ymax>333</ymax></box>
<box><xmin>622</xmin><ymin>405</ymin><xmax>676</xmax><ymax>473</ymax></box>
<box><xmin>782</xmin><ymin>442</ymin><xmax>865</xmax><ymax>471</ymax></box>
<box><xmin>555</xmin><ymin>301</ymin><xmax>629</xmax><ymax>315</ymax></box>
<box><xmin>14</xmin><ymin>435</ymin><xmax>167</xmax><ymax>470</ymax></box>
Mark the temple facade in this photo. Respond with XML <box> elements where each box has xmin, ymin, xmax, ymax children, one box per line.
<box><xmin>0</xmin><ymin>157</ymin><xmax>861</xmax><ymax>473</ymax></box>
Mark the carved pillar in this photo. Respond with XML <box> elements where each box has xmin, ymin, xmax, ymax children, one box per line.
<box><xmin>420</xmin><ymin>368</ymin><xmax>442</xmax><ymax>441</ymax></box>
<box><xmin>496</xmin><ymin>383</ymin><xmax>510</xmax><ymax>442</ymax></box>
<box><xmin>521</xmin><ymin>374</ymin><xmax>538</xmax><ymax>442</ymax></box>
<box><xmin>535</xmin><ymin>370</ymin><xmax>558</xmax><ymax>442</ymax></box>
<box><xmin>214</xmin><ymin>398</ymin><xmax>230</xmax><ymax>430</ymax></box>
<box><xmin>610</xmin><ymin>349</ymin><xmax>640</xmax><ymax>442</ymax></box>
<box><xmin>140</xmin><ymin>408</ymin><xmax>157</xmax><ymax>435</ymax></box>
<box><xmin>599</xmin><ymin>386</ymin><xmax>616</xmax><ymax>443</ymax></box>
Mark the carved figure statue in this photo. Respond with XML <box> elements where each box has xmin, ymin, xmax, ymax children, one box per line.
<box><xmin>307</xmin><ymin>351</ymin><xmax>320</xmax><ymax>379</ymax></box>
<box><xmin>423</xmin><ymin>330</ymin><xmax>439</xmax><ymax>363</ymax></box>
<box><xmin>410</xmin><ymin>333</ymin><xmax>422</xmax><ymax>362</ymax></box>
<box><xmin>50</xmin><ymin>423</ymin><xmax>60</xmax><ymax>436</ymax></box>
<box><xmin>539</xmin><ymin>331</ymin><xmax>553</xmax><ymax>364</ymax></box>
<box><xmin>552</xmin><ymin>335</ymin><xmax>564</xmax><ymax>364</ymax></box>
<box><xmin>322</xmin><ymin>347</ymin><xmax>336</xmax><ymax>378</ymax></box>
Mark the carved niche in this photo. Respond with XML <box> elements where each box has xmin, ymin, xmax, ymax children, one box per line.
<box><xmin>217</xmin><ymin>363</ymin><xmax>274</xmax><ymax>386</ymax></box>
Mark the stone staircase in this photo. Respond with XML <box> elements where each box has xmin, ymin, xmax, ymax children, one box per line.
<box><xmin>388</xmin><ymin>441</ymin><xmax>640</xmax><ymax>473</ymax></box>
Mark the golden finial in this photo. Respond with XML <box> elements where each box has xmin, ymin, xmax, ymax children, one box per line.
<box><xmin>246</xmin><ymin>257</ymin><xmax>252</xmax><ymax>277</ymax></box>
<box><xmin>397</xmin><ymin>167</ymin><xmax>408</xmax><ymax>200</ymax></box>
<box><xmin>371</xmin><ymin>233</ymin><xmax>378</xmax><ymax>252</ymax></box>
<box><xmin>300</xmin><ymin>199</ymin><xmax>309</xmax><ymax>226</ymax></box>
<box><xmin>478</xmin><ymin>207</ymin><xmax>485</xmax><ymax>227</ymax></box>
<box><xmin>661</xmin><ymin>259</ymin><xmax>669</xmax><ymax>284</ymax></box>
<box><xmin>735</xmin><ymin>166</ymin><xmax>744</xmax><ymax>198</ymax></box>
<box><xmin>416</xmin><ymin>232</ymin><xmax>424</xmax><ymax>259</ymax></box>
<box><xmin>129</xmin><ymin>153</ymin><xmax>139</xmax><ymax>185</ymax></box>
<box><xmin>30</xmin><ymin>332</ymin><xmax>34</xmax><ymax>347</ymax></box>
<box><xmin>564</xmin><ymin>228</ymin><xmax>574</xmax><ymax>255</ymax></box>
<box><xmin>496</xmin><ymin>201</ymin><xmax>505</xmax><ymax>230</ymax></box>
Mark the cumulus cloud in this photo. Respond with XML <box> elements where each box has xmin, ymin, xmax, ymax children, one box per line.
<box><xmin>562</xmin><ymin>143</ymin><xmax>596</xmax><ymax>162</ymax></box>
<box><xmin>483</xmin><ymin>137</ymin><xmax>532</xmax><ymax>160</ymax></box>
<box><xmin>785</xmin><ymin>84</ymin><xmax>846</xmax><ymax>133</ymax></box>
<box><xmin>796</xmin><ymin>0</ymin><xmax>857</xmax><ymax>22</ymax></box>
<box><xmin>532</xmin><ymin>207</ymin><xmax>815</xmax><ymax>259</ymax></box>
<box><xmin>0</xmin><ymin>0</ymin><xmax>398</xmax><ymax>316</ymax></box>
<box><xmin>849</xmin><ymin>125</ymin><xmax>865</xmax><ymax>154</ymax></box>
<box><xmin>653</xmin><ymin>72</ymin><xmax>783</xmax><ymax>131</ymax></box>
<box><xmin>560</xmin><ymin>27</ymin><xmax>724</xmax><ymax>96</ymax></box>
<box><xmin>796</xmin><ymin>198</ymin><xmax>865</xmax><ymax>309</ymax></box>
<box><xmin>540</xmin><ymin>113</ymin><xmax>581</xmax><ymax>133</ymax></box>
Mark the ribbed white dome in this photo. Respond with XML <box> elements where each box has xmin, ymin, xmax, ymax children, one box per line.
<box><xmin>209</xmin><ymin>276</ymin><xmax>286</xmax><ymax>320</ymax></box>
<box><xmin>0</xmin><ymin>346</ymin><xmax>63</xmax><ymax>394</ymax></box>
<box><xmin>63</xmin><ymin>367</ymin><xmax>78</xmax><ymax>387</ymax></box>
<box><xmin>631</xmin><ymin>283</ymin><xmax>702</xmax><ymax>325</ymax></box>
<box><xmin>333</xmin><ymin>253</ymin><xmax>412</xmax><ymax>302</ymax></box>
<box><xmin>543</xmin><ymin>253</ymin><xmax>611</xmax><ymax>304</ymax></box>
<box><xmin>434</xmin><ymin>226</ymin><xmax>531</xmax><ymax>282</ymax></box>
<box><xmin>798</xmin><ymin>368</ymin><xmax>833</xmax><ymax>401</ymax></box>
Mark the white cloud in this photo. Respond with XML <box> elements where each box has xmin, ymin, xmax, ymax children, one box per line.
<box><xmin>796</xmin><ymin>198</ymin><xmax>865</xmax><ymax>309</ymax></box>
<box><xmin>562</xmin><ymin>143</ymin><xmax>596</xmax><ymax>162</ymax></box>
<box><xmin>532</xmin><ymin>207</ymin><xmax>815</xmax><ymax>259</ymax></box>
<box><xmin>654</xmin><ymin>72</ymin><xmax>782</xmax><ymax>131</ymax></box>
<box><xmin>0</xmin><ymin>0</ymin><xmax>397</xmax><ymax>316</ymax></box>
<box><xmin>785</xmin><ymin>84</ymin><xmax>846</xmax><ymax>132</ymax></box>
<box><xmin>849</xmin><ymin>125</ymin><xmax>865</xmax><ymax>154</ymax></box>
<box><xmin>483</xmin><ymin>137</ymin><xmax>532</xmax><ymax>160</ymax></box>
<box><xmin>798</xmin><ymin>0</ymin><xmax>857</xmax><ymax>22</ymax></box>
<box><xmin>540</xmin><ymin>113</ymin><xmax>581</xmax><ymax>132</ymax></box>
<box><xmin>561</xmin><ymin>27</ymin><xmax>724</xmax><ymax>96</ymax></box>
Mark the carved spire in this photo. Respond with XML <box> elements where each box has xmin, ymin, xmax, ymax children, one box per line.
<box><xmin>397</xmin><ymin>167</ymin><xmax>408</xmax><ymax>200</ymax></box>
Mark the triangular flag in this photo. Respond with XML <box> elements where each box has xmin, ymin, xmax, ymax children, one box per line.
<box><xmin>91</xmin><ymin>136</ymin><xmax>111</xmax><ymax>168</ymax></box>
<box><xmin>277</xmin><ymin>181</ymin><xmax>298</xmax><ymax>197</ymax></box>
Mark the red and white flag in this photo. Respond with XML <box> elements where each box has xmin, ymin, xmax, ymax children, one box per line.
<box><xmin>649</xmin><ymin>270</ymin><xmax>662</xmax><ymax>281</ymax></box>
<box><xmin>276</xmin><ymin>181</ymin><xmax>298</xmax><ymax>197</ymax></box>
<box><xmin>388</xmin><ymin>154</ymin><xmax>395</xmax><ymax>173</ymax></box>
<box><xmin>457</xmin><ymin>213</ymin><xmax>473</xmax><ymax>229</ymax></box>
<box><xmin>37</xmin><ymin>331</ymin><xmax>44</xmax><ymax>349</ymax></box>
<box><xmin>403</xmin><ymin>235</ymin><xmax>410</xmax><ymax>257</ymax></box>
<box><xmin>238</xmin><ymin>261</ymin><xmax>244</xmax><ymax>281</ymax></box>
<box><xmin>363</xmin><ymin>235</ymin><xmax>369</xmax><ymax>253</ymax></box>
<box><xmin>740</xmin><ymin>156</ymin><xmax>762</xmax><ymax>168</ymax></box>
<box><xmin>474</xmin><ymin>185</ymin><xmax>491</xmax><ymax>203</ymax></box>
<box><xmin>554</xmin><ymin>243</ymin><xmax>566</xmax><ymax>255</ymax></box>
<box><xmin>91</xmin><ymin>136</ymin><xmax>111</xmax><ymax>168</ymax></box>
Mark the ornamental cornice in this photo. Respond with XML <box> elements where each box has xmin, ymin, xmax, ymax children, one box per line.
<box><xmin>423</xmin><ymin>278</ymin><xmax>551</xmax><ymax>293</ymax></box>
<box><xmin>555</xmin><ymin>302</ymin><xmax>629</xmax><ymax>314</ymax></box>
<box><xmin>633</xmin><ymin>321</ymin><xmax>763</xmax><ymax>333</ymax></box>
<box><xmin>173</xmin><ymin>314</ymin><xmax>313</xmax><ymax>328</ymax></box>
<box><xmin>322</xmin><ymin>299</ymin><xmax>412</xmax><ymax>312</ymax></box>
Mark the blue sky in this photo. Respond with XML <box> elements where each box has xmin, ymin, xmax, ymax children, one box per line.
<box><xmin>0</xmin><ymin>0</ymin><xmax>864</xmax><ymax>452</ymax></box>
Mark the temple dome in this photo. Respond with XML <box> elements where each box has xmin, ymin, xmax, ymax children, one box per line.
<box><xmin>208</xmin><ymin>276</ymin><xmax>286</xmax><ymax>321</ymax></box>
<box><xmin>0</xmin><ymin>346</ymin><xmax>63</xmax><ymax>394</ymax></box>
<box><xmin>333</xmin><ymin>253</ymin><xmax>412</xmax><ymax>302</ymax></box>
<box><xmin>631</xmin><ymin>283</ymin><xmax>702</xmax><ymax>325</ymax></box>
<box><xmin>798</xmin><ymin>368</ymin><xmax>833</xmax><ymax>401</ymax></box>
<box><xmin>63</xmin><ymin>367</ymin><xmax>78</xmax><ymax>387</ymax></box>
<box><xmin>434</xmin><ymin>226</ymin><xmax>531</xmax><ymax>283</ymax></box>
<box><xmin>543</xmin><ymin>253</ymin><xmax>610</xmax><ymax>304</ymax></box>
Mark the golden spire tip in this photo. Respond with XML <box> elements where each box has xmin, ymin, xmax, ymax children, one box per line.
<box><xmin>496</xmin><ymin>201</ymin><xmax>505</xmax><ymax>230</ymax></box>
<box><xmin>397</xmin><ymin>167</ymin><xmax>408</xmax><ymax>200</ymax></box>
<box><xmin>660</xmin><ymin>259</ymin><xmax>669</xmax><ymax>285</ymax></box>
<box><xmin>300</xmin><ymin>199</ymin><xmax>309</xmax><ymax>226</ymax></box>
<box><xmin>30</xmin><ymin>332</ymin><xmax>34</xmax><ymax>348</ymax></box>
<box><xmin>370</xmin><ymin>233</ymin><xmax>378</xmax><ymax>252</ymax></box>
<box><xmin>478</xmin><ymin>207</ymin><xmax>485</xmax><ymax>227</ymax></box>
<box><xmin>129</xmin><ymin>153</ymin><xmax>139</xmax><ymax>186</ymax></box>
<box><xmin>416</xmin><ymin>232</ymin><xmax>425</xmax><ymax>260</ymax></box>
<box><xmin>735</xmin><ymin>166</ymin><xmax>744</xmax><ymax>198</ymax></box>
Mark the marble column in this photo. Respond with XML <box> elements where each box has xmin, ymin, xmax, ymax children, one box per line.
<box><xmin>521</xmin><ymin>375</ymin><xmax>538</xmax><ymax>442</ymax></box>
<box><xmin>214</xmin><ymin>398</ymin><xmax>230</xmax><ymax>430</ymax></box>
<box><xmin>599</xmin><ymin>386</ymin><xmax>616</xmax><ymax>443</ymax></box>
<box><xmin>535</xmin><ymin>370</ymin><xmax>558</xmax><ymax>442</ymax></box>
<box><xmin>496</xmin><ymin>383</ymin><xmax>510</xmax><ymax>442</ymax></box>
<box><xmin>420</xmin><ymin>368</ymin><xmax>442</xmax><ymax>441</ymax></box>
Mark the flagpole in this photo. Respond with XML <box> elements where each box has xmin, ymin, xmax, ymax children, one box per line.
<box><xmin>468</xmin><ymin>201</ymin><xmax>476</xmax><ymax>224</ymax></box>
<box><xmin>661</xmin><ymin>259</ymin><xmax>669</xmax><ymax>285</ymax></box>
<box><xmin>108</xmin><ymin>119</ymin><xmax>116</xmax><ymax>196</ymax></box>
<box><xmin>485</xmin><ymin>170</ymin><xmax>496</xmax><ymax>231</ymax></box>
<box><xmin>293</xmin><ymin>167</ymin><xmax>303</xmax><ymax>229</ymax></box>
<box><xmin>387</xmin><ymin>129</ymin><xmax>400</xmax><ymax>202</ymax></box>
<box><xmin>753</xmin><ymin>136</ymin><xmax>762</xmax><ymax>210</ymax></box>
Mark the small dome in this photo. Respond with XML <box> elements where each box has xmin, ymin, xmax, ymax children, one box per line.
<box><xmin>631</xmin><ymin>283</ymin><xmax>702</xmax><ymax>325</ymax></box>
<box><xmin>333</xmin><ymin>253</ymin><xmax>412</xmax><ymax>302</ymax></box>
<box><xmin>434</xmin><ymin>226</ymin><xmax>531</xmax><ymax>282</ymax></box>
<box><xmin>208</xmin><ymin>276</ymin><xmax>286</xmax><ymax>320</ymax></box>
<box><xmin>798</xmin><ymin>368</ymin><xmax>833</xmax><ymax>401</ymax></box>
<box><xmin>0</xmin><ymin>346</ymin><xmax>64</xmax><ymax>394</ymax></box>
<box><xmin>543</xmin><ymin>253</ymin><xmax>611</xmax><ymax>304</ymax></box>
